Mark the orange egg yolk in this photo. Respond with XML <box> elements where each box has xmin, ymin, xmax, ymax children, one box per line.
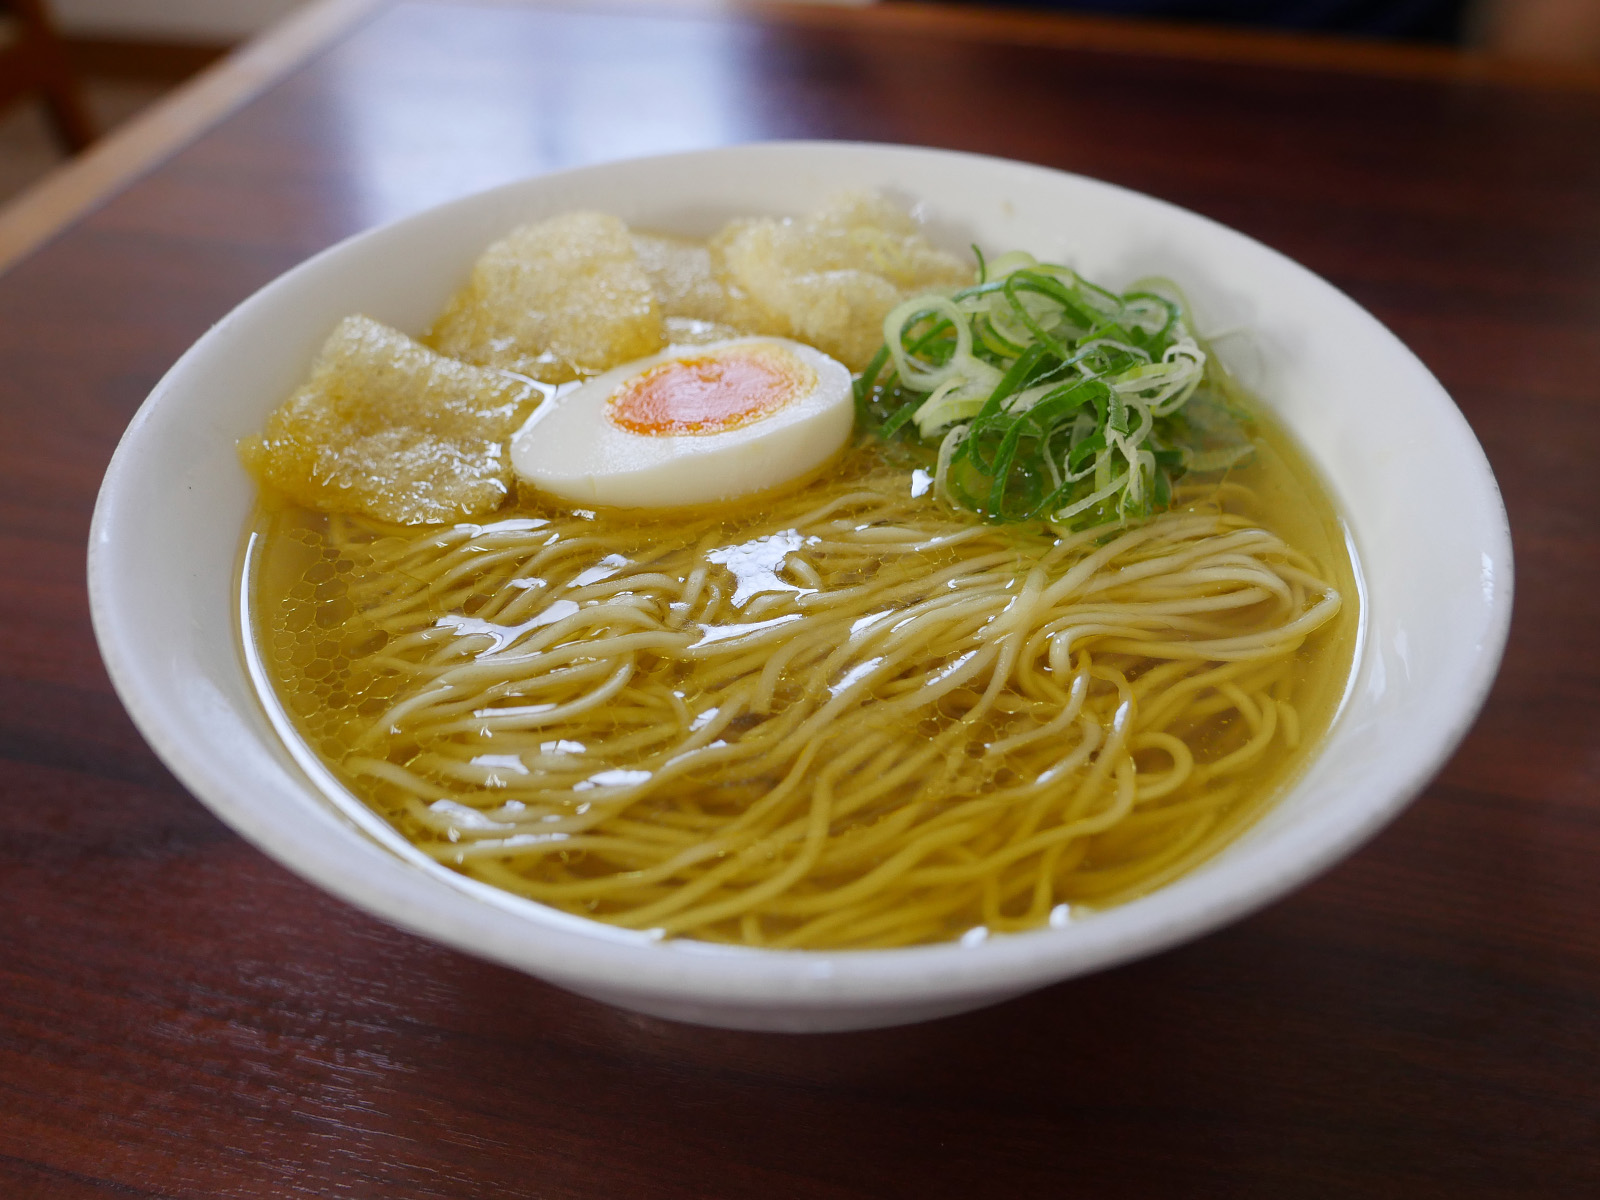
<box><xmin>607</xmin><ymin>346</ymin><xmax>814</xmax><ymax>437</ymax></box>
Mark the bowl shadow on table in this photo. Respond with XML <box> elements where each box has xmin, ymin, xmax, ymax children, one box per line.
<box><xmin>365</xmin><ymin>859</ymin><xmax>1496</xmax><ymax>1200</ymax></box>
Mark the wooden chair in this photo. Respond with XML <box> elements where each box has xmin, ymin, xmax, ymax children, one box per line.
<box><xmin>0</xmin><ymin>0</ymin><xmax>94</xmax><ymax>152</ymax></box>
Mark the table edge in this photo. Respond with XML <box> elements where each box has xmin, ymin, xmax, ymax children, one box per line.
<box><xmin>0</xmin><ymin>0</ymin><xmax>385</xmax><ymax>278</ymax></box>
<box><xmin>767</xmin><ymin>0</ymin><xmax>1600</xmax><ymax>89</ymax></box>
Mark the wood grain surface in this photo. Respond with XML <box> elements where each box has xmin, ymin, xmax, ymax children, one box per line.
<box><xmin>1</xmin><ymin>2</ymin><xmax>1597</xmax><ymax>1196</ymax></box>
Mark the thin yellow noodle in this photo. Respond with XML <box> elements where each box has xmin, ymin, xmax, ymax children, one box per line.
<box><xmin>253</xmin><ymin>441</ymin><xmax>1348</xmax><ymax>948</ymax></box>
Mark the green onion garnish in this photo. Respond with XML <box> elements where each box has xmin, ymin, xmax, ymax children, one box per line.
<box><xmin>856</xmin><ymin>252</ymin><xmax>1250</xmax><ymax>533</ymax></box>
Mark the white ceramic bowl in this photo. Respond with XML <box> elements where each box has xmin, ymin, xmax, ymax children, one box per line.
<box><xmin>89</xmin><ymin>143</ymin><xmax>1512</xmax><ymax>1032</ymax></box>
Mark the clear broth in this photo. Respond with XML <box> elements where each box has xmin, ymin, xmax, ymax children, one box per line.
<box><xmin>243</xmin><ymin>411</ymin><xmax>1358</xmax><ymax>949</ymax></box>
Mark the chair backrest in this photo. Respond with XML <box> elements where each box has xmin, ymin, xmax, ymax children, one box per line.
<box><xmin>1</xmin><ymin>0</ymin><xmax>94</xmax><ymax>153</ymax></box>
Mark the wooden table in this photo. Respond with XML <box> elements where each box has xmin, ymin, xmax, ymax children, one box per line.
<box><xmin>3</xmin><ymin>2</ymin><xmax>1597</xmax><ymax>1195</ymax></box>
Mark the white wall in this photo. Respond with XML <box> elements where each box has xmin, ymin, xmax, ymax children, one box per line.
<box><xmin>49</xmin><ymin>0</ymin><xmax>312</xmax><ymax>41</ymax></box>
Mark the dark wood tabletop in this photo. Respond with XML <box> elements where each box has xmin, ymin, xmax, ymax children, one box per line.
<box><xmin>2</xmin><ymin>1</ymin><xmax>1597</xmax><ymax>1196</ymax></box>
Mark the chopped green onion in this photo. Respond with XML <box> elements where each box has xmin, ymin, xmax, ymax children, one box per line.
<box><xmin>858</xmin><ymin>252</ymin><xmax>1252</xmax><ymax>533</ymax></box>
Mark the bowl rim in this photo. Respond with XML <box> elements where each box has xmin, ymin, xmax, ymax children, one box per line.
<box><xmin>88</xmin><ymin>140</ymin><xmax>1515</xmax><ymax>1010</ymax></box>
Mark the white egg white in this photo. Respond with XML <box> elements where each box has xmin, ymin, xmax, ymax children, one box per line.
<box><xmin>510</xmin><ymin>337</ymin><xmax>854</xmax><ymax>508</ymax></box>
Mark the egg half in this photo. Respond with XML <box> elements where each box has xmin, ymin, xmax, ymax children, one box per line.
<box><xmin>510</xmin><ymin>337</ymin><xmax>854</xmax><ymax>508</ymax></box>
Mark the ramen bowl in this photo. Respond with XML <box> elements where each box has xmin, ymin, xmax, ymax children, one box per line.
<box><xmin>88</xmin><ymin>143</ymin><xmax>1512</xmax><ymax>1032</ymax></box>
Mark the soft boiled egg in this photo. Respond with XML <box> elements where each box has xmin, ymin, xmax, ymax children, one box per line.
<box><xmin>510</xmin><ymin>337</ymin><xmax>854</xmax><ymax>508</ymax></box>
